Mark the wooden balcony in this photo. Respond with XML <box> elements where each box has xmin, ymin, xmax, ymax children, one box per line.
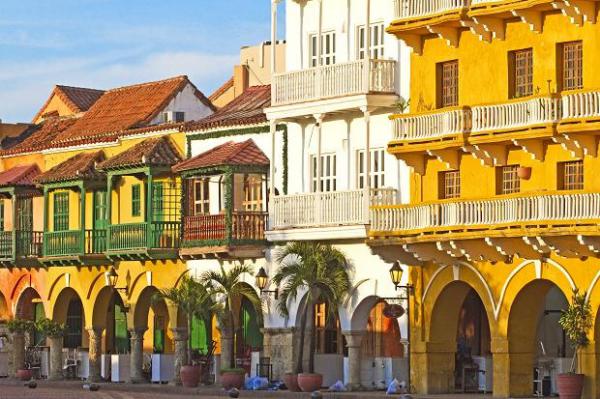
<box><xmin>106</xmin><ymin>222</ymin><xmax>180</xmax><ymax>260</ymax></box>
<box><xmin>394</xmin><ymin>0</ymin><xmax>469</xmax><ymax>20</ymax></box>
<box><xmin>0</xmin><ymin>231</ymin><xmax>43</xmax><ymax>266</ymax></box>
<box><xmin>369</xmin><ymin>191</ymin><xmax>600</xmax><ymax>264</ymax></box>
<box><xmin>41</xmin><ymin>229</ymin><xmax>107</xmax><ymax>265</ymax></box>
<box><xmin>180</xmin><ymin>212</ymin><xmax>267</xmax><ymax>259</ymax></box>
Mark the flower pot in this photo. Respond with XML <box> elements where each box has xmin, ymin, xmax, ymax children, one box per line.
<box><xmin>16</xmin><ymin>368</ymin><xmax>33</xmax><ymax>381</ymax></box>
<box><xmin>221</xmin><ymin>370</ymin><xmax>245</xmax><ymax>390</ymax></box>
<box><xmin>180</xmin><ymin>364</ymin><xmax>201</xmax><ymax>388</ymax></box>
<box><xmin>283</xmin><ymin>373</ymin><xmax>300</xmax><ymax>392</ymax></box>
<box><xmin>297</xmin><ymin>373</ymin><xmax>323</xmax><ymax>392</ymax></box>
<box><xmin>557</xmin><ymin>373</ymin><xmax>584</xmax><ymax>399</ymax></box>
<box><xmin>517</xmin><ymin>166</ymin><xmax>532</xmax><ymax>180</ymax></box>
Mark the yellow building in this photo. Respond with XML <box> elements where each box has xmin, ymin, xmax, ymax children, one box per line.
<box><xmin>369</xmin><ymin>2</ymin><xmax>600</xmax><ymax>397</ymax></box>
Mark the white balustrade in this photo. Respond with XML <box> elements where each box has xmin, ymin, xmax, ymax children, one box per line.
<box><xmin>562</xmin><ymin>91</ymin><xmax>600</xmax><ymax>120</ymax></box>
<box><xmin>395</xmin><ymin>0</ymin><xmax>470</xmax><ymax>19</ymax></box>
<box><xmin>270</xmin><ymin>188</ymin><xmax>398</xmax><ymax>229</ymax></box>
<box><xmin>471</xmin><ymin>96</ymin><xmax>559</xmax><ymax>133</ymax></box>
<box><xmin>271</xmin><ymin>59</ymin><xmax>397</xmax><ymax>106</ymax></box>
<box><xmin>393</xmin><ymin>108</ymin><xmax>471</xmax><ymax>140</ymax></box>
<box><xmin>371</xmin><ymin>193</ymin><xmax>600</xmax><ymax>232</ymax></box>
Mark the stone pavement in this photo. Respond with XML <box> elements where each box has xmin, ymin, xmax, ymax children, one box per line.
<box><xmin>0</xmin><ymin>379</ymin><xmax>495</xmax><ymax>399</ymax></box>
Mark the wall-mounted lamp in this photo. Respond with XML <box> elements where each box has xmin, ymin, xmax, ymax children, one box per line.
<box><xmin>255</xmin><ymin>267</ymin><xmax>278</xmax><ymax>299</ymax></box>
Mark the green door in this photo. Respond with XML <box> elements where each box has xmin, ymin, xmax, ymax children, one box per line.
<box><xmin>113</xmin><ymin>297</ymin><xmax>130</xmax><ymax>353</ymax></box>
<box><xmin>153</xmin><ymin>315</ymin><xmax>165</xmax><ymax>354</ymax></box>
<box><xmin>151</xmin><ymin>182</ymin><xmax>164</xmax><ymax>247</ymax></box>
<box><xmin>33</xmin><ymin>302</ymin><xmax>46</xmax><ymax>346</ymax></box>
<box><xmin>93</xmin><ymin>190</ymin><xmax>108</xmax><ymax>252</ymax></box>
<box><xmin>16</xmin><ymin>197</ymin><xmax>34</xmax><ymax>256</ymax></box>
<box><xmin>190</xmin><ymin>315</ymin><xmax>211</xmax><ymax>354</ymax></box>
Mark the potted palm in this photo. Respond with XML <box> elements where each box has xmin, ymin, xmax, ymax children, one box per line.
<box><xmin>201</xmin><ymin>263</ymin><xmax>262</xmax><ymax>390</ymax></box>
<box><xmin>6</xmin><ymin>318</ymin><xmax>35</xmax><ymax>380</ymax></box>
<box><xmin>35</xmin><ymin>318</ymin><xmax>66</xmax><ymax>380</ymax></box>
<box><xmin>273</xmin><ymin>242</ymin><xmax>350</xmax><ymax>392</ymax></box>
<box><xmin>154</xmin><ymin>275</ymin><xmax>215</xmax><ymax>387</ymax></box>
<box><xmin>557</xmin><ymin>288</ymin><xmax>593</xmax><ymax>399</ymax></box>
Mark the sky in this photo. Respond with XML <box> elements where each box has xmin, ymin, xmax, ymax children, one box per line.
<box><xmin>0</xmin><ymin>0</ymin><xmax>285</xmax><ymax>123</ymax></box>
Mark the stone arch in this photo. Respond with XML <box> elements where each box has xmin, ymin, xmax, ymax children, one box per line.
<box><xmin>350</xmin><ymin>295</ymin><xmax>382</xmax><ymax>332</ymax></box>
<box><xmin>15</xmin><ymin>286</ymin><xmax>43</xmax><ymax>320</ymax></box>
<box><xmin>91</xmin><ymin>285</ymin><xmax>117</xmax><ymax>329</ymax></box>
<box><xmin>0</xmin><ymin>290</ymin><xmax>9</xmax><ymax>319</ymax></box>
<box><xmin>53</xmin><ymin>287</ymin><xmax>86</xmax><ymax>350</ymax></box>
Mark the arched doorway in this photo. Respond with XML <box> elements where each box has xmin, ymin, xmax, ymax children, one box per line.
<box><xmin>0</xmin><ymin>291</ymin><xmax>9</xmax><ymax>319</ymax></box>
<box><xmin>427</xmin><ymin>281</ymin><xmax>492</xmax><ymax>394</ymax></box>
<box><xmin>132</xmin><ymin>286</ymin><xmax>173</xmax><ymax>355</ymax></box>
<box><xmin>507</xmin><ymin>281</ymin><xmax>572</xmax><ymax>397</ymax></box>
<box><xmin>16</xmin><ymin>287</ymin><xmax>45</xmax><ymax>346</ymax></box>
<box><xmin>53</xmin><ymin>288</ymin><xmax>85</xmax><ymax>350</ymax></box>
<box><xmin>234</xmin><ymin>297</ymin><xmax>263</xmax><ymax>374</ymax></box>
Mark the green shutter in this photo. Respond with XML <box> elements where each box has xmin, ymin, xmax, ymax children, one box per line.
<box><xmin>131</xmin><ymin>184</ymin><xmax>141</xmax><ymax>217</ymax></box>
<box><xmin>152</xmin><ymin>182</ymin><xmax>164</xmax><ymax>221</ymax></box>
<box><xmin>153</xmin><ymin>316</ymin><xmax>165</xmax><ymax>353</ymax></box>
<box><xmin>190</xmin><ymin>315</ymin><xmax>210</xmax><ymax>353</ymax></box>
<box><xmin>114</xmin><ymin>300</ymin><xmax>130</xmax><ymax>353</ymax></box>
<box><xmin>241</xmin><ymin>300</ymin><xmax>263</xmax><ymax>350</ymax></box>
<box><xmin>53</xmin><ymin>192</ymin><xmax>69</xmax><ymax>231</ymax></box>
<box><xmin>33</xmin><ymin>302</ymin><xmax>46</xmax><ymax>345</ymax></box>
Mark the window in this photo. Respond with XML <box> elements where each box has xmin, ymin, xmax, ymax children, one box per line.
<box><xmin>510</xmin><ymin>49</ymin><xmax>533</xmax><ymax>98</ymax></box>
<box><xmin>497</xmin><ymin>165</ymin><xmax>520</xmax><ymax>195</ymax></box>
<box><xmin>192</xmin><ymin>178</ymin><xmax>210</xmax><ymax>215</ymax></box>
<box><xmin>559</xmin><ymin>160</ymin><xmax>583</xmax><ymax>190</ymax></box>
<box><xmin>314</xmin><ymin>303</ymin><xmax>343</xmax><ymax>354</ymax></box>
<box><xmin>131</xmin><ymin>184</ymin><xmax>141</xmax><ymax>217</ymax></box>
<box><xmin>357</xmin><ymin>22</ymin><xmax>385</xmax><ymax>59</ymax></box>
<box><xmin>310</xmin><ymin>31</ymin><xmax>336</xmax><ymax>67</ymax></box>
<box><xmin>161</xmin><ymin>111</ymin><xmax>185</xmax><ymax>123</ymax></box>
<box><xmin>439</xmin><ymin>170</ymin><xmax>461</xmax><ymax>199</ymax></box>
<box><xmin>53</xmin><ymin>192</ymin><xmax>69</xmax><ymax>231</ymax></box>
<box><xmin>437</xmin><ymin>60</ymin><xmax>459</xmax><ymax>108</ymax></box>
<box><xmin>358</xmin><ymin>149</ymin><xmax>386</xmax><ymax>189</ymax></box>
<box><xmin>311</xmin><ymin>154</ymin><xmax>337</xmax><ymax>192</ymax></box>
<box><xmin>560</xmin><ymin>41</ymin><xmax>583</xmax><ymax>91</ymax></box>
<box><xmin>243</xmin><ymin>174</ymin><xmax>263</xmax><ymax>211</ymax></box>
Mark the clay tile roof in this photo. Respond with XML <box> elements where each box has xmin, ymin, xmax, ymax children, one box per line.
<box><xmin>57</xmin><ymin>76</ymin><xmax>214</xmax><ymax>145</ymax></box>
<box><xmin>32</xmin><ymin>85</ymin><xmax>104</xmax><ymax>122</ymax></box>
<box><xmin>0</xmin><ymin>164</ymin><xmax>41</xmax><ymax>187</ymax></box>
<box><xmin>0</xmin><ymin>116</ymin><xmax>78</xmax><ymax>156</ymax></box>
<box><xmin>35</xmin><ymin>151</ymin><xmax>105</xmax><ymax>184</ymax></box>
<box><xmin>98</xmin><ymin>136</ymin><xmax>183</xmax><ymax>171</ymax></box>
<box><xmin>173</xmin><ymin>139</ymin><xmax>269</xmax><ymax>173</ymax></box>
<box><xmin>183</xmin><ymin>85</ymin><xmax>270</xmax><ymax>132</ymax></box>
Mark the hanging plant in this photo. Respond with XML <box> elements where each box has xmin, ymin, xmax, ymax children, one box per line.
<box><xmin>35</xmin><ymin>318</ymin><xmax>66</xmax><ymax>338</ymax></box>
<box><xmin>6</xmin><ymin>318</ymin><xmax>35</xmax><ymax>334</ymax></box>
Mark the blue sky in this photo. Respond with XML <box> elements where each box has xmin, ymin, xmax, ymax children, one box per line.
<box><xmin>0</xmin><ymin>0</ymin><xmax>285</xmax><ymax>122</ymax></box>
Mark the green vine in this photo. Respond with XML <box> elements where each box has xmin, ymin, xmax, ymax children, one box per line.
<box><xmin>224</xmin><ymin>171</ymin><xmax>233</xmax><ymax>241</ymax></box>
<box><xmin>181</xmin><ymin>238</ymin><xmax>267</xmax><ymax>248</ymax></box>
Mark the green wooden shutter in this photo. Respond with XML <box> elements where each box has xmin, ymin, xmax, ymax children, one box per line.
<box><xmin>152</xmin><ymin>182</ymin><xmax>164</xmax><ymax>221</ymax></box>
<box><xmin>0</xmin><ymin>200</ymin><xmax>5</xmax><ymax>231</ymax></box>
<box><xmin>33</xmin><ymin>302</ymin><xmax>46</xmax><ymax>345</ymax></box>
<box><xmin>190</xmin><ymin>315</ymin><xmax>210</xmax><ymax>353</ymax></box>
<box><xmin>241</xmin><ymin>300</ymin><xmax>263</xmax><ymax>350</ymax></box>
<box><xmin>153</xmin><ymin>315</ymin><xmax>165</xmax><ymax>353</ymax></box>
<box><xmin>17</xmin><ymin>197</ymin><xmax>33</xmax><ymax>231</ymax></box>
<box><xmin>53</xmin><ymin>192</ymin><xmax>69</xmax><ymax>231</ymax></box>
<box><xmin>114</xmin><ymin>300</ymin><xmax>130</xmax><ymax>353</ymax></box>
<box><xmin>131</xmin><ymin>185</ymin><xmax>141</xmax><ymax>217</ymax></box>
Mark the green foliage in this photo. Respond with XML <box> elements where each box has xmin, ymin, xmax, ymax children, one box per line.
<box><xmin>393</xmin><ymin>97</ymin><xmax>411</xmax><ymax>113</ymax></box>
<box><xmin>35</xmin><ymin>318</ymin><xmax>66</xmax><ymax>338</ymax></box>
<box><xmin>559</xmin><ymin>288</ymin><xmax>593</xmax><ymax>373</ymax></box>
<box><xmin>6</xmin><ymin>318</ymin><xmax>35</xmax><ymax>334</ymax></box>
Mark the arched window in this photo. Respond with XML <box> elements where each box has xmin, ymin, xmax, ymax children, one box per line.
<box><xmin>64</xmin><ymin>299</ymin><xmax>83</xmax><ymax>349</ymax></box>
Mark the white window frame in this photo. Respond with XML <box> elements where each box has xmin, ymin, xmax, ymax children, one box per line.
<box><xmin>357</xmin><ymin>22</ymin><xmax>385</xmax><ymax>60</ymax></box>
<box><xmin>357</xmin><ymin>148</ymin><xmax>385</xmax><ymax>189</ymax></box>
<box><xmin>309</xmin><ymin>31</ymin><xmax>336</xmax><ymax>67</ymax></box>
<box><xmin>311</xmin><ymin>153</ymin><xmax>337</xmax><ymax>192</ymax></box>
<box><xmin>192</xmin><ymin>178</ymin><xmax>210</xmax><ymax>215</ymax></box>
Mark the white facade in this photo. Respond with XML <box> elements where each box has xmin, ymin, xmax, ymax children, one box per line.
<box><xmin>149</xmin><ymin>83</ymin><xmax>214</xmax><ymax>125</ymax></box>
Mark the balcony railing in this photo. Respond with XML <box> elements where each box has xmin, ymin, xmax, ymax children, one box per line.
<box><xmin>371</xmin><ymin>192</ymin><xmax>600</xmax><ymax>233</ymax></box>
<box><xmin>43</xmin><ymin>230</ymin><xmax>106</xmax><ymax>257</ymax></box>
<box><xmin>270</xmin><ymin>188</ymin><xmax>398</xmax><ymax>229</ymax></box>
<box><xmin>562</xmin><ymin>90</ymin><xmax>600</xmax><ymax>120</ymax></box>
<box><xmin>16</xmin><ymin>231</ymin><xmax>43</xmax><ymax>258</ymax></box>
<box><xmin>393</xmin><ymin>107</ymin><xmax>471</xmax><ymax>141</ymax></box>
<box><xmin>183</xmin><ymin>212</ymin><xmax>268</xmax><ymax>244</ymax></box>
<box><xmin>271</xmin><ymin>59</ymin><xmax>396</xmax><ymax>106</ymax></box>
<box><xmin>394</xmin><ymin>0</ymin><xmax>470</xmax><ymax>19</ymax></box>
<box><xmin>107</xmin><ymin>222</ymin><xmax>180</xmax><ymax>252</ymax></box>
<box><xmin>471</xmin><ymin>96</ymin><xmax>559</xmax><ymax>133</ymax></box>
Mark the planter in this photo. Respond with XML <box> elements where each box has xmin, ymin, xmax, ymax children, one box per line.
<box><xmin>180</xmin><ymin>364</ymin><xmax>201</xmax><ymax>388</ymax></box>
<box><xmin>297</xmin><ymin>373</ymin><xmax>323</xmax><ymax>392</ymax></box>
<box><xmin>283</xmin><ymin>373</ymin><xmax>300</xmax><ymax>392</ymax></box>
<box><xmin>16</xmin><ymin>368</ymin><xmax>33</xmax><ymax>381</ymax></box>
<box><xmin>557</xmin><ymin>373</ymin><xmax>584</xmax><ymax>399</ymax></box>
<box><xmin>221</xmin><ymin>370</ymin><xmax>245</xmax><ymax>390</ymax></box>
<box><xmin>517</xmin><ymin>166</ymin><xmax>532</xmax><ymax>180</ymax></box>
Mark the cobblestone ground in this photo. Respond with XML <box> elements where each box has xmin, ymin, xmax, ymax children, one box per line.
<box><xmin>0</xmin><ymin>379</ymin><xmax>494</xmax><ymax>399</ymax></box>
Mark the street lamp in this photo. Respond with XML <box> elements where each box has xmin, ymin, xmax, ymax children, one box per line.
<box><xmin>255</xmin><ymin>267</ymin><xmax>278</xmax><ymax>299</ymax></box>
<box><xmin>107</xmin><ymin>267</ymin><xmax>129</xmax><ymax>296</ymax></box>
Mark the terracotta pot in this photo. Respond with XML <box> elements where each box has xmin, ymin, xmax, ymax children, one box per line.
<box><xmin>16</xmin><ymin>368</ymin><xmax>33</xmax><ymax>381</ymax></box>
<box><xmin>180</xmin><ymin>364</ymin><xmax>201</xmax><ymax>388</ymax></box>
<box><xmin>297</xmin><ymin>373</ymin><xmax>323</xmax><ymax>392</ymax></box>
<box><xmin>283</xmin><ymin>373</ymin><xmax>300</xmax><ymax>392</ymax></box>
<box><xmin>517</xmin><ymin>166</ymin><xmax>532</xmax><ymax>180</ymax></box>
<box><xmin>557</xmin><ymin>373</ymin><xmax>584</xmax><ymax>399</ymax></box>
<box><xmin>221</xmin><ymin>371</ymin><xmax>245</xmax><ymax>390</ymax></box>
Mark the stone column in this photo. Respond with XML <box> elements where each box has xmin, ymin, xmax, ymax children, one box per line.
<box><xmin>343</xmin><ymin>331</ymin><xmax>365</xmax><ymax>391</ymax></box>
<box><xmin>170</xmin><ymin>328</ymin><xmax>188</xmax><ymax>386</ymax></box>
<box><xmin>48</xmin><ymin>336</ymin><xmax>64</xmax><ymax>380</ymax></box>
<box><xmin>262</xmin><ymin>328</ymin><xmax>296</xmax><ymax>381</ymax></box>
<box><xmin>11</xmin><ymin>332</ymin><xmax>25</xmax><ymax>377</ymax></box>
<box><xmin>87</xmin><ymin>328</ymin><xmax>103</xmax><ymax>382</ymax></box>
<box><xmin>129</xmin><ymin>328</ymin><xmax>146</xmax><ymax>383</ymax></box>
<box><xmin>220</xmin><ymin>332</ymin><xmax>234</xmax><ymax>370</ymax></box>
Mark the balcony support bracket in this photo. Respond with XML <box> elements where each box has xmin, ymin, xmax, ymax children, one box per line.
<box><xmin>462</xmin><ymin>144</ymin><xmax>507</xmax><ymax>167</ymax></box>
<box><xmin>512</xmin><ymin>138</ymin><xmax>546</xmax><ymax>161</ymax></box>
<box><xmin>552</xmin><ymin>0</ymin><xmax>597</xmax><ymax>26</ymax></box>
<box><xmin>426</xmin><ymin>149</ymin><xmax>460</xmax><ymax>169</ymax></box>
<box><xmin>512</xmin><ymin>9</ymin><xmax>543</xmax><ymax>33</ymax></box>
<box><xmin>426</xmin><ymin>25</ymin><xmax>459</xmax><ymax>48</ymax></box>
<box><xmin>401</xmin><ymin>34</ymin><xmax>423</xmax><ymax>55</ymax></box>
<box><xmin>552</xmin><ymin>133</ymin><xmax>598</xmax><ymax>158</ymax></box>
<box><xmin>470</xmin><ymin>17</ymin><xmax>505</xmax><ymax>41</ymax></box>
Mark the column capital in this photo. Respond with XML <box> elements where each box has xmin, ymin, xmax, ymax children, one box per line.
<box><xmin>170</xmin><ymin>327</ymin><xmax>188</xmax><ymax>341</ymax></box>
<box><xmin>86</xmin><ymin>327</ymin><xmax>104</xmax><ymax>339</ymax></box>
<box><xmin>343</xmin><ymin>330</ymin><xmax>366</xmax><ymax>348</ymax></box>
<box><xmin>128</xmin><ymin>328</ymin><xmax>147</xmax><ymax>339</ymax></box>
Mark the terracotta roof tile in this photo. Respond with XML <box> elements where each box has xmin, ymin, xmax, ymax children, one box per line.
<box><xmin>32</xmin><ymin>85</ymin><xmax>104</xmax><ymax>122</ymax></box>
<box><xmin>57</xmin><ymin>76</ymin><xmax>214</xmax><ymax>144</ymax></box>
<box><xmin>173</xmin><ymin>139</ymin><xmax>269</xmax><ymax>173</ymax></box>
<box><xmin>35</xmin><ymin>151</ymin><xmax>105</xmax><ymax>184</ymax></box>
<box><xmin>0</xmin><ymin>117</ymin><xmax>78</xmax><ymax>156</ymax></box>
<box><xmin>183</xmin><ymin>85</ymin><xmax>270</xmax><ymax>132</ymax></box>
<box><xmin>0</xmin><ymin>164</ymin><xmax>41</xmax><ymax>187</ymax></box>
<box><xmin>98</xmin><ymin>136</ymin><xmax>183</xmax><ymax>171</ymax></box>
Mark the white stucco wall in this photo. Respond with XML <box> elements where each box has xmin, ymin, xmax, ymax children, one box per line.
<box><xmin>150</xmin><ymin>83</ymin><xmax>214</xmax><ymax>125</ymax></box>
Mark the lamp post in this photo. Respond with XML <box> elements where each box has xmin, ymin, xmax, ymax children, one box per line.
<box><xmin>107</xmin><ymin>267</ymin><xmax>129</xmax><ymax>303</ymax></box>
<box><xmin>255</xmin><ymin>267</ymin><xmax>278</xmax><ymax>299</ymax></box>
<box><xmin>388</xmin><ymin>261</ymin><xmax>413</xmax><ymax>393</ymax></box>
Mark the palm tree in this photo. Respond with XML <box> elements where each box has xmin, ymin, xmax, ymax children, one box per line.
<box><xmin>200</xmin><ymin>263</ymin><xmax>262</xmax><ymax>369</ymax></box>
<box><xmin>153</xmin><ymin>275</ymin><xmax>215</xmax><ymax>366</ymax></box>
<box><xmin>272</xmin><ymin>242</ymin><xmax>351</xmax><ymax>374</ymax></box>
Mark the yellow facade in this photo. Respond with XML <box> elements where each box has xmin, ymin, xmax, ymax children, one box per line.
<box><xmin>372</xmin><ymin>4</ymin><xmax>600</xmax><ymax>397</ymax></box>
